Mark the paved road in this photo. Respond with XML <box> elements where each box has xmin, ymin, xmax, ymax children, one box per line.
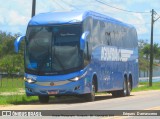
<box><xmin>0</xmin><ymin>90</ymin><xmax>160</xmax><ymax>110</ymax></box>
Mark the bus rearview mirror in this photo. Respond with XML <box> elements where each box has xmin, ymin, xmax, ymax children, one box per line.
<box><xmin>14</xmin><ymin>36</ymin><xmax>25</xmax><ymax>53</ymax></box>
<box><xmin>80</xmin><ymin>31</ymin><xmax>89</xmax><ymax>50</ymax></box>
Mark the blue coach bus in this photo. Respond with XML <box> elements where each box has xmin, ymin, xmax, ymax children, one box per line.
<box><xmin>15</xmin><ymin>11</ymin><xmax>138</xmax><ymax>103</ymax></box>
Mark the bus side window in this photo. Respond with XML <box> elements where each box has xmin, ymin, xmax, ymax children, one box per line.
<box><xmin>105</xmin><ymin>32</ymin><xmax>112</xmax><ymax>46</ymax></box>
<box><xmin>84</xmin><ymin>41</ymin><xmax>90</xmax><ymax>67</ymax></box>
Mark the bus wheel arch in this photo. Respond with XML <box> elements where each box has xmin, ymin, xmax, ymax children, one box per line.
<box><xmin>112</xmin><ymin>74</ymin><xmax>129</xmax><ymax>97</ymax></box>
<box><xmin>84</xmin><ymin>74</ymin><xmax>97</xmax><ymax>102</ymax></box>
<box><xmin>116</xmin><ymin>74</ymin><xmax>127</xmax><ymax>97</ymax></box>
<box><xmin>93</xmin><ymin>74</ymin><xmax>98</xmax><ymax>93</ymax></box>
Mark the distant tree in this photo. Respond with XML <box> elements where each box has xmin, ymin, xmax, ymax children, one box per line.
<box><xmin>0</xmin><ymin>31</ymin><xmax>24</xmax><ymax>75</ymax></box>
<box><xmin>139</xmin><ymin>50</ymin><xmax>149</xmax><ymax>72</ymax></box>
<box><xmin>138</xmin><ymin>40</ymin><xmax>149</xmax><ymax>72</ymax></box>
<box><xmin>138</xmin><ymin>40</ymin><xmax>160</xmax><ymax>77</ymax></box>
<box><xmin>141</xmin><ymin>44</ymin><xmax>150</xmax><ymax>59</ymax></box>
<box><xmin>0</xmin><ymin>54</ymin><xmax>24</xmax><ymax>75</ymax></box>
<box><xmin>153</xmin><ymin>43</ymin><xmax>160</xmax><ymax>60</ymax></box>
<box><xmin>138</xmin><ymin>39</ymin><xmax>148</xmax><ymax>50</ymax></box>
<box><xmin>140</xmin><ymin>42</ymin><xmax>160</xmax><ymax>61</ymax></box>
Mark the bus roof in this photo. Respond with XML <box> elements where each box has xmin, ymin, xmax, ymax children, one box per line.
<box><xmin>28</xmin><ymin>11</ymin><xmax>134</xmax><ymax>28</ymax></box>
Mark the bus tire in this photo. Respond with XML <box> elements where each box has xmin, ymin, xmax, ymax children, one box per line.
<box><xmin>127</xmin><ymin>79</ymin><xmax>131</xmax><ymax>96</ymax></box>
<box><xmin>119</xmin><ymin>79</ymin><xmax>127</xmax><ymax>97</ymax></box>
<box><xmin>84</xmin><ymin>80</ymin><xmax>96</xmax><ymax>102</ymax></box>
<box><xmin>38</xmin><ymin>95</ymin><xmax>49</xmax><ymax>103</ymax></box>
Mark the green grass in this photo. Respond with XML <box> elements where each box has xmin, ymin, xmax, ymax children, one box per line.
<box><xmin>0</xmin><ymin>77</ymin><xmax>24</xmax><ymax>92</ymax></box>
<box><xmin>0</xmin><ymin>77</ymin><xmax>39</xmax><ymax>105</ymax></box>
<box><xmin>132</xmin><ymin>82</ymin><xmax>160</xmax><ymax>92</ymax></box>
<box><xmin>96</xmin><ymin>82</ymin><xmax>160</xmax><ymax>95</ymax></box>
<box><xmin>0</xmin><ymin>77</ymin><xmax>160</xmax><ymax>105</ymax></box>
<box><xmin>0</xmin><ymin>95</ymin><xmax>39</xmax><ymax>105</ymax></box>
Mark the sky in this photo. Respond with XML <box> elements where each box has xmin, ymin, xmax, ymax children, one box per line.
<box><xmin>0</xmin><ymin>0</ymin><xmax>160</xmax><ymax>43</ymax></box>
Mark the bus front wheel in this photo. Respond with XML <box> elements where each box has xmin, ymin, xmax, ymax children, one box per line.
<box><xmin>84</xmin><ymin>80</ymin><xmax>96</xmax><ymax>102</ymax></box>
<box><xmin>38</xmin><ymin>95</ymin><xmax>49</xmax><ymax>103</ymax></box>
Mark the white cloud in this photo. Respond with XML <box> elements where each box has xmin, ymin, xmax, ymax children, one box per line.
<box><xmin>126</xmin><ymin>13</ymin><xmax>148</xmax><ymax>34</ymax></box>
<box><xmin>0</xmin><ymin>16</ymin><xmax>4</xmax><ymax>24</ymax></box>
<box><xmin>0</xmin><ymin>0</ymin><xmax>31</xmax><ymax>33</ymax></box>
<box><xmin>8</xmin><ymin>10</ymin><xmax>28</xmax><ymax>26</ymax></box>
<box><xmin>0</xmin><ymin>8</ymin><xmax>6</xmax><ymax>24</ymax></box>
<box><xmin>89</xmin><ymin>1</ymin><xmax>149</xmax><ymax>35</ymax></box>
<box><xmin>0</xmin><ymin>0</ymin><xmax>159</xmax><ymax>41</ymax></box>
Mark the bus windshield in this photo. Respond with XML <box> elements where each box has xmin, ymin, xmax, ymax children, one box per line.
<box><xmin>25</xmin><ymin>24</ymin><xmax>83</xmax><ymax>75</ymax></box>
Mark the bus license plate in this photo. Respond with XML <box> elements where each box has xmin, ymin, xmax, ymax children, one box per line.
<box><xmin>48</xmin><ymin>90</ymin><xmax>58</xmax><ymax>95</ymax></box>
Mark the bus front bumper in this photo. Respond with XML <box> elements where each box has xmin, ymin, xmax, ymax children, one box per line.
<box><xmin>25</xmin><ymin>79</ymin><xmax>91</xmax><ymax>96</ymax></box>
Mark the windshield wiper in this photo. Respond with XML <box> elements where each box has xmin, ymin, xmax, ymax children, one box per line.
<box><xmin>53</xmin><ymin>47</ymin><xmax>66</xmax><ymax>71</ymax></box>
<box><xmin>37</xmin><ymin>48</ymin><xmax>50</xmax><ymax>74</ymax></box>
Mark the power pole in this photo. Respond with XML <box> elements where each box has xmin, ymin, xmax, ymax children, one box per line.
<box><xmin>31</xmin><ymin>0</ymin><xmax>36</xmax><ymax>17</ymax></box>
<box><xmin>149</xmin><ymin>9</ymin><xmax>154</xmax><ymax>87</ymax></box>
<box><xmin>149</xmin><ymin>9</ymin><xmax>160</xmax><ymax>87</ymax></box>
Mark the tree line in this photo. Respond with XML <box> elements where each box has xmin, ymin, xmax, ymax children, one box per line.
<box><xmin>139</xmin><ymin>40</ymin><xmax>160</xmax><ymax>76</ymax></box>
<box><xmin>0</xmin><ymin>31</ymin><xmax>24</xmax><ymax>76</ymax></box>
<box><xmin>0</xmin><ymin>31</ymin><xmax>160</xmax><ymax>76</ymax></box>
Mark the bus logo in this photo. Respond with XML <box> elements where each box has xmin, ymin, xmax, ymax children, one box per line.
<box><xmin>50</xmin><ymin>82</ymin><xmax>55</xmax><ymax>86</ymax></box>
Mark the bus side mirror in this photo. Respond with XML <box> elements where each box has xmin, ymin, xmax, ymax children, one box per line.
<box><xmin>80</xmin><ymin>31</ymin><xmax>89</xmax><ymax>50</ymax></box>
<box><xmin>14</xmin><ymin>36</ymin><xmax>25</xmax><ymax>53</ymax></box>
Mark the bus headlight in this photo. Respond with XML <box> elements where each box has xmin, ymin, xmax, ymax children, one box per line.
<box><xmin>24</xmin><ymin>77</ymin><xmax>37</xmax><ymax>83</ymax></box>
<box><xmin>69</xmin><ymin>71</ymin><xmax>87</xmax><ymax>82</ymax></box>
<box><xmin>69</xmin><ymin>77</ymin><xmax>80</xmax><ymax>82</ymax></box>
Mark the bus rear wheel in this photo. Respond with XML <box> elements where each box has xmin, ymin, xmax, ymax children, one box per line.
<box><xmin>38</xmin><ymin>95</ymin><xmax>49</xmax><ymax>103</ymax></box>
<box><xmin>84</xmin><ymin>80</ymin><xmax>96</xmax><ymax>102</ymax></box>
<box><xmin>112</xmin><ymin>79</ymin><xmax>127</xmax><ymax>97</ymax></box>
<box><xmin>127</xmin><ymin>79</ymin><xmax>131</xmax><ymax>96</ymax></box>
<box><xmin>119</xmin><ymin>79</ymin><xmax>127</xmax><ymax>97</ymax></box>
